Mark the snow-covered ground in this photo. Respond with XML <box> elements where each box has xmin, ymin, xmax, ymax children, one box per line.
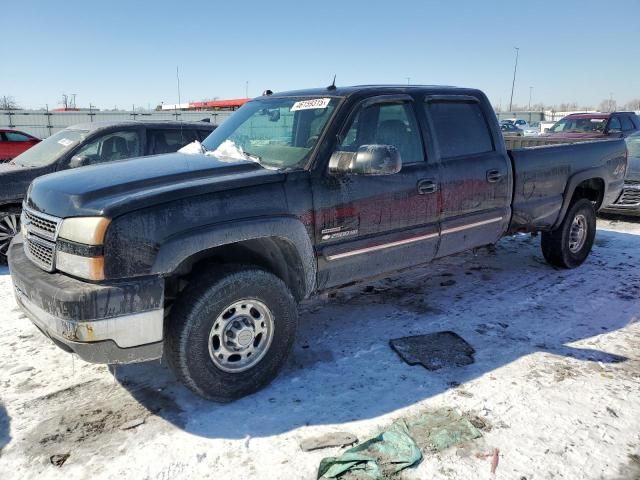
<box><xmin>1</xmin><ymin>218</ymin><xmax>639</xmax><ymax>480</ymax></box>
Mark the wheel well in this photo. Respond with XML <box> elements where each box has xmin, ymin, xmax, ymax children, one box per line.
<box><xmin>571</xmin><ymin>178</ymin><xmax>604</xmax><ymax>210</ymax></box>
<box><xmin>166</xmin><ymin>237</ymin><xmax>308</xmax><ymax>302</ymax></box>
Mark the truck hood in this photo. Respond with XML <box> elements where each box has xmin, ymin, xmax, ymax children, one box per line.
<box><xmin>0</xmin><ymin>162</ymin><xmax>53</xmax><ymax>205</ymax></box>
<box><xmin>26</xmin><ymin>153</ymin><xmax>285</xmax><ymax>218</ymax></box>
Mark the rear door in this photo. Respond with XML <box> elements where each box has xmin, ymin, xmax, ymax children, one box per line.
<box><xmin>313</xmin><ymin>94</ymin><xmax>441</xmax><ymax>289</ymax></box>
<box><xmin>424</xmin><ymin>95</ymin><xmax>511</xmax><ymax>258</ymax></box>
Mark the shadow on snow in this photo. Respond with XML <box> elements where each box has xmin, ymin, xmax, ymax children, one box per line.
<box><xmin>112</xmin><ymin>228</ymin><xmax>639</xmax><ymax>439</ymax></box>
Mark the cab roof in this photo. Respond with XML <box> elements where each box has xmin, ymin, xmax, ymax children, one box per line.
<box><xmin>267</xmin><ymin>84</ymin><xmax>483</xmax><ymax>98</ymax></box>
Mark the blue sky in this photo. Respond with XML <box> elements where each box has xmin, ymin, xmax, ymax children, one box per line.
<box><xmin>3</xmin><ymin>0</ymin><xmax>639</xmax><ymax>109</ymax></box>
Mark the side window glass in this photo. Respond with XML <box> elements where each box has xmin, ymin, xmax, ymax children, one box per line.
<box><xmin>5</xmin><ymin>132</ymin><xmax>31</xmax><ymax>142</ymax></box>
<box><xmin>608</xmin><ymin>117</ymin><xmax>622</xmax><ymax>132</ymax></box>
<box><xmin>148</xmin><ymin>129</ymin><xmax>198</xmax><ymax>154</ymax></box>
<box><xmin>620</xmin><ymin>116</ymin><xmax>635</xmax><ymax>132</ymax></box>
<box><xmin>339</xmin><ymin>102</ymin><xmax>424</xmax><ymax>164</ymax></box>
<box><xmin>426</xmin><ymin>100</ymin><xmax>493</xmax><ymax>159</ymax></box>
<box><xmin>73</xmin><ymin>130</ymin><xmax>141</xmax><ymax>166</ymax></box>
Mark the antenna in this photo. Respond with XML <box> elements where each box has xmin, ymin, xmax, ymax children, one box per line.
<box><xmin>327</xmin><ymin>75</ymin><xmax>336</xmax><ymax>91</ymax></box>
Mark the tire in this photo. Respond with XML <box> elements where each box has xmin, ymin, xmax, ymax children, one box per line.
<box><xmin>165</xmin><ymin>266</ymin><xmax>298</xmax><ymax>401</ymax></box>
<box><xmin>0</xmin><ymin>207</ymin><xmax>21</xmax><ymax>265</ymax></box>
<box><xmin>541</xmin><ymin>198</ymin><xmax>596</xmax><ymax>268</ymax></box>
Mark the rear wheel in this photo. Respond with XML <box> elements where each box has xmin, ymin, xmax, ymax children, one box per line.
<box><xmin>0</xmin><ymin>208</ymin><xmax>21</xmax><ymax>264</ymax></box>
<box><xmin>541</xmin><ymin>198</ymin><xmax>596</xmax><ymax>268</ymax></box>
<box><xmin>165</xmin><ymin>266</ymin><xmax>298</xmax><ymax>401</ymax></box>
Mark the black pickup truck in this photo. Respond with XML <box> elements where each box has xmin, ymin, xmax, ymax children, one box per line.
<box><xmin>8</xmin><ymin>85</ymin><xmax>627</xmax><ymax>401</ymax></box>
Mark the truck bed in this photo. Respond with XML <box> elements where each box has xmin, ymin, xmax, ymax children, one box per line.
<box><xmin>507</xmin><ymin>139</ymin><xmax>627</xmax><ymax>232</ymax></box>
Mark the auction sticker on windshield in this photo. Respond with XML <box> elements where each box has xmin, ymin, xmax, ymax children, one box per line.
<box><xmin>57</xmin><ymin>138</ymin><xmax>74</xmax><ymax>147</ymax></box>
<box><xmin>291</xmin><ymin>98</ymin><xmax>331</xmax><ymax>111</ymax></box>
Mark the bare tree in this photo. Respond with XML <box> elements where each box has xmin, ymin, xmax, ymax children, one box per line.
<box><xmin>0</xmin><ymin>95</ymin><xmax>19</xmax><ymax>110</ymax></box>
<box><xmin>623</xmin><ymin>99</ymin><xmax>640</xmax><ymax>111</ymax></box>
<box><xmin>598</xmin><ymin>98</ymin><xmax>617</xmax><ymax>112</ymax></box>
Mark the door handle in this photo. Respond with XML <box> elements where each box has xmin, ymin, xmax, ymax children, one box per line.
<box><xmin>486</xmin><ymin>169</ymin><xmax>503</xmax><ymax>183</ymax></box>
<box><xmin>417</xmin><ymin>179</ymin><xmax>438</xmax><ymax>194</ymax></box>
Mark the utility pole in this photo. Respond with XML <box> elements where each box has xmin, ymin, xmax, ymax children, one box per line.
<box><xmin>406</xmin><ymin>77</ymin><xmax>411</xmax><ymax>85</ymax></box>
<box><xmin>509</xmin><ymin>47</ymin><xmax>519</xmax><ymax>113</ymax></box>
<box><xmin>528</xmin><ymin>86</ymin><xmax>533</xmax><ymax>122</ymax></box>
<box><xmin>609</xmin><ymin>92</ymin><xmax>613</xmax><ymax>112</ymax></box>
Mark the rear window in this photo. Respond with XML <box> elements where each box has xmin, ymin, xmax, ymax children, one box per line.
<box><xmin>426</xmin><ymin>101</ymin><xmax>493</xmax><ymax>158</ymax></box>
<box><xmin>620</xmin><ymin>115</ymin><xmax>635</xmax><ymax>132</ymax></box>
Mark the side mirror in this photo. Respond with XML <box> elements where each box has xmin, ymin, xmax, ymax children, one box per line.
<box><xmin>69</xmin><ymin>154</ymin><xmax>90</xmax><ymax>168</ymax></box>
<box><xmin>329</xmin><ymin>144</ymin><xmax>402</xmax><ymax>176</ymax></box>
<box><xmin>544</xmin><ymin>128</ymin><xmax>551</xmax><ymax>133</ymax></box>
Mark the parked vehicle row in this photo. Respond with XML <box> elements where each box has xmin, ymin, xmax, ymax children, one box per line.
<box><xmin>7</xmin><ymin>84</ymin><xmax>627</xmax><ymax>401</ymax></box>
<box><xmin>0</xmin><ymin>120</ymin><xmax>216</xmax><ymax>261</ymax></box>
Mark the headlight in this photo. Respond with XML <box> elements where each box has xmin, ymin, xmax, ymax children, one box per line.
<box><xmin>55</xmin><ymin>217</ymin><xmax>110</xmax><ymax>280</ymax></box>
<box><xmin>58</xmin><ymin>217</ymin><xmax>110</xmax><ymax>245</ymax></box>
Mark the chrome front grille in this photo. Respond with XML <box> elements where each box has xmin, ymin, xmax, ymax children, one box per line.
<box><xmin>614</xmin><ymin>186</ymin><xmax>640</xmax><ymax>207</ymax></box>
<box><xmin>24</xmin><ymin>209</ymin><xmax>59</xmax><ymax>240</ymax></box>
<box><xmin>22</xmin><ymin>207</ymin><xmax>62</xmax><ymax>272</ymax></box>
<box><xmin>25</xmin><ymin>235</ymin><xmax>56</xmax><ymax>271</ymax></box>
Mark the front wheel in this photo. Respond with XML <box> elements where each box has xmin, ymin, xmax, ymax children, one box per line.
<box><xmin>0</xmin><ymin>208</ymin><xmax>21</xmax><ymax>264</ymax></box>
<box><xmin>165</xmin><ymin>266</ymin><xmax>298</xmax><ymax>401</ymax></box>
<box><xmin>541</xmin><ymin>198</ymin><xmax>596</xmax><ymax>268</ymax></box>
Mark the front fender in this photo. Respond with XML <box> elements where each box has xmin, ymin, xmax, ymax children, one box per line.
<box><xmin>151</xmin><ymin>216</ymin><xmax>317</xmax><ymax>297</ymax></box>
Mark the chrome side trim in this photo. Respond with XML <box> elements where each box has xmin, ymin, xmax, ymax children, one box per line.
<box><xmin>441</xmin><ymin>216</ymin><xmax>503</xmax><ymax>235</ymax></box>
<box><xmin>325</xmin><ymin>217</ymin><xmax>503</xmax><ymax>261</ymax></box>
<box><xmin>325</xmin><ymin>232</ymin><xmax>439</xmax><ymax>261</ymax></box>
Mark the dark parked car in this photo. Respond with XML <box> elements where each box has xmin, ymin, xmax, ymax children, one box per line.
<box><xmin>541</xmin><ymin>112</ymin><xmax>639</xmax><ymax>140</ymax></box>
<box><xmin>0</xmin><ymin>129</ymin><xmax>40</xmax><ymax>162</ymax></box>
<box><xmin>601</xmin><ymin>130</ymin><xmax>640</xmax><ymax>216</ymax></box>
<box><xmin>0</xmin><ymin>120</ymin><xmax>216</xmax><ymax>261</ymax></box>
<box><xmin>500</xmin><ymin>123</ymin><xmax>523</xmax><ymax>136</ymax></box>
<box><xmin>9</xmin><ymin>85</ymin><xmax>626</xmax><ymax>401</ymax></box>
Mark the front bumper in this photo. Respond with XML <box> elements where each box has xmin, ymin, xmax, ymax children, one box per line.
<box><xmin>601</xmin><ymin>182</ymin><xmax>640</xmax><ymax>216</ymax></box>
<box><xmin>8</xmin><ymin>236</ymin><xmax>164</xmax><ymax>364</ymax></box>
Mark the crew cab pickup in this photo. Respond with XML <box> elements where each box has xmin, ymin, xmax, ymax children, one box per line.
<box><xmin>8</xmin><ymin>85</ymin><xmax>627</xmax><ymax>401</ymax></box>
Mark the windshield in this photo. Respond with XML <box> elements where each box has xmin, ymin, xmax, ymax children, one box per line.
<box><xmin>12</xmin><ymin>129</ymin><xmax>88</xmax><ymax>167</ymax></box>
<box><xmin>201</xmin><ymin>96</ymin><xmax>340</xmax><ymax>170</ymax></box>
<box><xmin>549</xmin><ymin>117</ymin><xmax>606</xmax><ymax>134</ymax></box>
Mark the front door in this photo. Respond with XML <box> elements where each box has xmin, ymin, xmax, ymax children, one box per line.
<box><xmin>312</xmin><ymin>95</ymin><xmax>441</xmax><ymax>289</ymax></box>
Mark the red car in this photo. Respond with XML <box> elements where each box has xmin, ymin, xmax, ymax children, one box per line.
<box><xmin>542</xmin><ymin>112</ymin><xmax>640</xmax><ymax>140</ymax></box>
<box><xmin>0</xmin><ymin>129</ymin><xmax>41</xmax><ymax>162</ymax></box>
